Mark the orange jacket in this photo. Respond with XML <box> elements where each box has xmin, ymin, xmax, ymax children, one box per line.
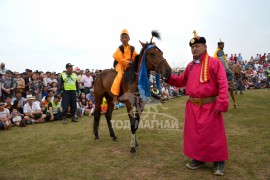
<box><xmin>113</xmin><ymin>45</ymin><xmax>137</xmax><ymax>69</ymax></box>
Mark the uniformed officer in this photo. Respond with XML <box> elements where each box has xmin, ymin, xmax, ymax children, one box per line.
<box><xmin>57</xmin><ymin>63</ymin><xmax>79</xmax><ymax>124</ymax></box>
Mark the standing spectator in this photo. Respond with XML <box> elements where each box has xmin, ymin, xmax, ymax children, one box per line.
<box><xmin>235</xmin><ymin>75</ymin><xmax>244</xmax><ymax>95</ymax></box>
<box><xmin>57</xmin><ymin>63</ymin><xmax>79</xmax><ymax>124</ymax></box>
<box><xmin>229</xmin><ymin>54</ymin><xmax>234</xmax><ymax>63</ymax></box>
<box><xmin>0</xmin><ymin>63</ymin><xmax>7</xmax><ymax>75</ymax></box>
<box><xmin>266</xmin><ymin>67</ymin><xmax>270</xmax><ymax>88</ymax></box>
<box><xmin>24</xmin><ymin>69</ymin><xmax>32</xmax><ymax>96</ymax></box>
<box><xmin>233</xmin><ymin>54</ymin><xmax>237</xmax><ymax>64</ymax></box>
<box><xmin>43</xmin><ymin>72</ymin><xmax>52</xmax><ymax>87</ymax></box>
<box><xmin>23</xmin><ymin>95</ymin><xmax>46</xmax><ymax>124</ymax></box>
<box><xmin>237</xmin><ymin>53</ymin><xmax>243</xmax><ymax>64</ymax></box>
<box><xmin>1</xmin><ymin>70</ymin><xmax>16</xmax><ymax>99</ymax></box>
<box><xmin>77</xmin><ymin>70</ymin><xmax>84</xmax><ymax>93</ymax></box>
<box><xmin>267</xmin><ymin>53</ymin><xmax>270</xmax><ymax>62</ymax></box>
<box><xmin>250</xmin><ymin>56</ymin><xmax>254</xmax><ymax>62</ymax></box>
<box><xmin>82</xmin><ymin>69</ymin><xmax>93</xmax><ymax>95</ymax></box>
<box><xmin>29</xmin><ymin>72</ymin><xmax>43</xmax><ymax>102</ymax></box>
<box><xmin>260</xmin><ymin>53</ymin><xmax>266</xmax><ymax>62</ymax></box>
<box><xmin>0</xmin><ymin>101</ymin><xmax>11</xmax><ymax>130</ymax></box>
<box><xmin>255</xmin><ymin>54</ymin><xmax>260</xmax><ymax>61</ymax></box>
<box><xmin>14</xmin><ymin>72</ymin><xmax>25</xmax><ymax>94</ymax></box>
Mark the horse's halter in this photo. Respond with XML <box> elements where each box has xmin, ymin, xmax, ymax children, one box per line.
<box><xmin>143</xmin><ymin>44</ymin><xmax>166</xmax><ymax>73</ymax></box>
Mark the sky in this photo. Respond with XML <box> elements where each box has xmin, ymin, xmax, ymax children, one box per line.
<box><xmin>0</xmin><ymin>0</ymin><xmax>269</xmax><ymax>72</ymax></box>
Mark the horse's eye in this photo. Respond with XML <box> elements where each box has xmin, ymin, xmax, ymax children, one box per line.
<box><xmin>149</xmin><ymin>53</ymin><xmax>155</xmax><ymax>56</ymax></box>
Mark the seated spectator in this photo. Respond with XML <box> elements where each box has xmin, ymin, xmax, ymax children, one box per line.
<box><xmin>14</xmin><ymin>72</ymin><xmax>25</xmax><ymax>94</ymax></box>
<box><xmin>11</xmin><ymin>100</ymin><xmax>24</xmax><ymax>114</ymax></box>
<box><xmin>101</xmin><ymin>97</ymin><xmax>107</xmax><ymax>114</ymax></box>
<box><xmin>51</xmin><ymin>82</ymin><xmax>58</xmax><ymax>94</ymax></box>
<box><xmin>46</xmin><ymin>95</ymin><xmax>63</xmax><ymax>121</ymax></box>
<box><xmin>23</xmin><ymin>95</ymin><xmax>46</xmax><ymax>124</ymax></box>
<box><xmin>10</xmin><ymin>108</ymin><xmax>26</xmax><ymax>127</ymax></box>
<box><xmin>86</xmin><ymin>88</ymin><xmax>95</xmax><ymax>104</ymax></box>
<box><xmin>0</xmin><ymin>101</ymin><xmax>11</xmax><ymax>130</ymax></box>
<box><xmin>78</xmin><ymin>92</ymin><xmax>88</xmax><ymax>116</ymax></box>
<box><xmin>85</xmin><ymin>99</ymin><xmax>95</xmax><ymax>116</ymax></box>
<box><xmin>162</xmin><ymin>84</ymin><xmax>173</xmax><ymax>100</ymax></box>
<box><xmin>41</xmin><ymin>95</ymin><xmax>51</xmax><ymax>114</ymax></box>
<box><xmin>41</xmin><ymin>85</ymin><xmax>48</xmax><ymax>99</ymax></box>
<box><xmin>29</xmin><ymin>72</ymin><xmax>43</xmax><ymax>102</ymax></box>
<box><xmin>41</xmin><ymin>89</ymin><xmax>54</xmax><ymax>102</ymax></box>
<box><xmin>4</xmin><ymin>96</ymin><xmax>12</xmax><ymax>112</ymax></box>
<box><xmin>150</xmin><ymin>86</ymin><xmax>162</xmax><ymax>100</ymax></box>
<box><xmin>12</xmin><ymin>91</ymin><xmax>27</xmax><ymax>108</ymax></box>
<box><xmin>1</xmin><ymin>70</ymin><xmax>16</xmax><ymax>99</ymax></box>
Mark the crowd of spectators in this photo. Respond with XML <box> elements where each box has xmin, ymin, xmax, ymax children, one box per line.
<box><xmin>1</xmin><ymin>52</ymin><xmax>269</xmax><ymax>130</ymax></box>
<box><xmin>226</xmin><ymin>52</ymin><xmax>270</xmax><ymax>91</ymax></box>
<box><xmin>0</xmin><ymin>64</ymin><xmax>101</xmax><ymax>130</ymax></box>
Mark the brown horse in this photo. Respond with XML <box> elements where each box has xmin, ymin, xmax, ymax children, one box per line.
<box><xmin>229</xmin><ymin>64</ymin><xmax>241</xmax><ymax>109</ymax></box>
<box><xmin>93</xmin><ymin>31</ymin><xmax>172</xmax><ymax>154</ymax></box>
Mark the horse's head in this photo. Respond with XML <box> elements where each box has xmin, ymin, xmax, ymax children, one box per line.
<box><xmin>139</xmin><ymin>31</ymin><xmax>171</xmax><ymax>80</ymax></box>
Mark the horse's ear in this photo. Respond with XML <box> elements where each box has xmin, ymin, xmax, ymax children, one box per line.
<box><xmin>139</xmin><ymin>40</ymin><xmax>146</xmax><ymax>48</ymax></box>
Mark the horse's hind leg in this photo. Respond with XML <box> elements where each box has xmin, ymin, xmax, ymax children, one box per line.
<box><xmin>229</xmin><ymin>80</ymin><xmax>236</xmax><ymax>109</ymax></box>
<box><xmin>94</xmin><ymin>95</ymin><xmax>103</xmax><ymax>140</ymax></box>
<box><xmin>105</xmin><ymin>95</ymin><xmax>118</xmax><ymax>141</ymax></box>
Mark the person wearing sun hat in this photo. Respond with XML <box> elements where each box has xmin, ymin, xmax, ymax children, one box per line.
<box><xmin>23</xmin><ymin>94</ymin><xmax>46</xmax><ymax>124</ymax></box>
<box><xmin>166</xmin><ymin>31</ymin><xmax>229</xmax><ymax>176</ymax></box>
<box><xmin>0</xmin><ymin>101</ymin><xmax>11</xmax><ymax>130</ymax></box>
<box><xmin>214</xmin><ymin>39</ymin><xmax>233</xmax><ymax>82</ymax></box>
<box><xmin>57</xmin><ymin>63</ymin><xmax>80</xmax><ymax>124</ymax></box>
<box><xmin>111</xmin><ymin>29</ymin><xmax>138</xmax><ymax>105</ymax></box>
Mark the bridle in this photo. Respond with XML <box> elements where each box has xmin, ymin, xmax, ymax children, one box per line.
<box><xmin>142</xmin><ymin>44</ymin><xmax>166</xmax><ymax>74</ymax></box>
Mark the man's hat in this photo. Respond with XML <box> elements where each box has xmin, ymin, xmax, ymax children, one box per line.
<box><xmin>218</xmin><ymin>38</ymin><xmax>224</xmax><ymax>46</ymax></box>
<box><xmin>66</xmin><ymin>63</ymin><xmax>74</xmax><ymax>68</ymax></box>
<box><xmin>121</xmin><ymin>29</ymin><xmax>129</xmax><ymax>36</ymax></box>
<box><xmin>189</xmin><ymin>30</ymin><xmax>206</xmax><ymax>46</ymax></box>
<box><xmin>26</xmin><ymin>94</ymin><xmax>35</xmax><ymax>100</ymax></box>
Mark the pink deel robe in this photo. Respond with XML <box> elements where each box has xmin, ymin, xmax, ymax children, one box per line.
<box><xmin>168</xmin><ymin>55</ymin><xmax>229</xmax><ymax>162</ymax></box>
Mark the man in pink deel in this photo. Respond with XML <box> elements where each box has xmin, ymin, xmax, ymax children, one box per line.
<box><xmin>166</xmin><ymin>31</ymin><xmax>229</xmax><ymax>176</ymax></box>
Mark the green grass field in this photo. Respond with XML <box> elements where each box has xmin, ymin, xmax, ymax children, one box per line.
<box><xmin>1</xmin><ymin>89</ymin><xmax>270</xmax><ymax>180</ymax></box>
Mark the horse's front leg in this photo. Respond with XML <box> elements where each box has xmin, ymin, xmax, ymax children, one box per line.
<box><xmin>125</xmin><ymin>100</ymin><xmax>139</xmax><ymax>154</ymax></box>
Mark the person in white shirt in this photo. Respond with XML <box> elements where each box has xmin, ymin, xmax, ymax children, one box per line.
<box><xmin>23</xmin><ymin>95</ymin><xmax>46</xmax><ymax>123</ymax></box>
<box><xmin>0</xmin><ymin>101</ymin><xmax>11</xmax><ymax>130</ymax></box>
<box><xmin>81</xmin><ymin>69</ymin><xmax>94</xmax><ymax>95</ymax></box>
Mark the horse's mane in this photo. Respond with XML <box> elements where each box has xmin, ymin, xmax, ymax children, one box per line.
<box><xmin>123</xmin><ymin>44</ymin><xmax>152</xmax><ymax>84</ymax></box>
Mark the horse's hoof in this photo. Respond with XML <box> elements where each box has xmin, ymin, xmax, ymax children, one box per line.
<box><xmin>130</xmin><ymin>147</ymin><xmax>136</xmax><ymax>154</ymax></box>
<box><xmin>95</xmin><ymin>136</ymin><xmax>99</xmax><ymax>140</ymax></box>
<box><xmin>112</xmin><ymin>136</ymin><xmax>118</xmax><ymax>142</ymax></box>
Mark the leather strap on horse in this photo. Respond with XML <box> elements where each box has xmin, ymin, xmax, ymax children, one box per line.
<box><xmin>189</xmin><ymin>96</ymin><xmax>217</xmax><ymax>106</ymax></box>
<box><xmin>113</xmin><ymin>45</ymin><xmax>135</xmax><ymax>68</ymax></box>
